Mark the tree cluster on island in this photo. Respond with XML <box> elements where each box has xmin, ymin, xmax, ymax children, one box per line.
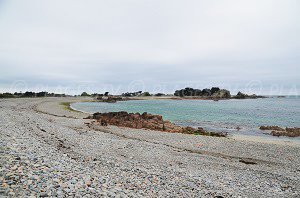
<box><xmin>174</xmin><ymin>87</ymin><xmax>231</xmax><ymax>98</ymax></box>
<box><xmin>174</xmin><ymin>87</ymin><xmax>265</xmax><ymax>99</ymax></box>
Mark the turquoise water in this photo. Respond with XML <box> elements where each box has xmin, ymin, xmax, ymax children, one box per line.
<box><xmin>71</xmin><ymin>97</ymin><xmax>300</xmax><ymax>137</ymax></box>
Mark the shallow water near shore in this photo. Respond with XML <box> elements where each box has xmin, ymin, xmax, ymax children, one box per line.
<box><xmin>71</xmin><ymin>96</ymin><xmax>300</xmax><ymax>141</ymax></box>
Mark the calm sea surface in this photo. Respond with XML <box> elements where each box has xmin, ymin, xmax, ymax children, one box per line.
<box><xmin>71</xmin><ymin>97</ymin><xmax>300</xmax><ymax>138</ymax></box>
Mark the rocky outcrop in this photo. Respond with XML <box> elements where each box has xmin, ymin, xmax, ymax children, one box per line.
<box><xmin>211</xmin><ymin>87</ymin><xmax>220</xmax><ymax>95</ymax></box>
<box><xmin>201</xmin><ymin>89</ymin><xmax>211</xmax><ymax>96</ymax></box>
<box><xmin>174</xmin><ymin>87</ymin><xmax>231</xmax><ymax>98</ymax></box>
<box><xmin>286</xmin><ymin>127</ymin><xmax>300</xmax><ymax>133</ymax></box>
<box><xmin>174</xmin><ymin>87</ymin><xmax>202</xmax><ymax>97</ymax></box>
<box><xmin>233</xmin><ymin>92</ymin><xmax>266</xmax><ymax>99</ymax></box>
<box><xmin>259</xmin><ymin>126</ymin><xmax>285</xmax><ymax>131</ymax></box>
<box><xmin>154</xmin><ymin>93</ymin><xmax>165</xmax><ymax>97</ymax></box>
<box><xmin>97</xmin><ymin>96</ymin><xmax>124</xmax><ymax>103</ymax></box>
<box><xmin>259</xmin><ymin>126</ymin><xmax>300</xmax><ymax>137</ymax></box>
<box><xmin>235</xmin><ymin>92</ymin><xmax>247</xmax><ymax>99</ymax></box>
<box><xmin>121</xmin><ymin>91</ymin><xmax>142</xmax><ymax>97</ymax></box>
<box><xmin>89</xmin><ymin>111</ymin><xmax>227</xmax><ymax>137</ymax></box>
<box><xmin>271</xmin><ymin>129</ymin><xmax>300</xmax><ymax>137</ymax></box>
<box><xmin>211</xmin><ymin>89</ymin><xmax>231</xmax><ymax>98</ymax></box>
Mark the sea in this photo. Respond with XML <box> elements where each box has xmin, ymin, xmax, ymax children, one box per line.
<box><xmin>71</xmin><ymin>96</ymin><xmax>300</xmax><ymax>140</ymax></box>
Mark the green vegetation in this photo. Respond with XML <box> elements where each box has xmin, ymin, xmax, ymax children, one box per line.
<box><xmin>81</xmin><ymin>92</ymin><xmax>91</xmax><ymax>97</ymax></box>
<box><xmin>60</xmin><ymin>102</ymin><xmax>77</xmax><ymax>112</ymax></box>
<box><xmin>0</xmin><ymin>93</ymin><xmax>15</xmax><ymax>98</ymax></box>
<box><xmin>0</xmin><ymin>91</ymin><xmax>67</xmax><ymax>98</ymax></box>
<box><xmin>142</xmin><ymin>92</ymin><xmax>151</xmax><ymax>96</ymax></box>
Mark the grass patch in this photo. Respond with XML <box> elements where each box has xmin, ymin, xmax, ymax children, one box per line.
<box><xmin>60</xmin><ymin>102</ymin><xmax>79</xmax><ymax>112</ymax></box>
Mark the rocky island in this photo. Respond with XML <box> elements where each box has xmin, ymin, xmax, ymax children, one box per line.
<box><xmin>174</xmin><ymin>87</ymin><xmax>265</xmax><ymax>100</ymax></box>
<box><xmin>174</xmin><ymin>87</ymin><xmax>231</xmax><ymax>98</ymax></box>
<box><xmin>90</xmin><ymin>87</ymin><xmax>266</xmax><ymax>103</ymax></box>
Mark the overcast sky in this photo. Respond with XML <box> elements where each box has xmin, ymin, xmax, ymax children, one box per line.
<box><xmin>0</xmin><ymin>0</ymin><xmax>299</xmax><ymax>95</ymax></box>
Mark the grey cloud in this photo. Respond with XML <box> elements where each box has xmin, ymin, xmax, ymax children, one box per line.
<box><xmin>0</xmin><ymin>0</ymin><xmax>299</xmax><ymax>95</ymax></box>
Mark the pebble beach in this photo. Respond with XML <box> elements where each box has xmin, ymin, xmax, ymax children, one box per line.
<box><xmin>1</xmin><ymin>98</ymin><xmax>299</xmax><ymax>197</ymax></box>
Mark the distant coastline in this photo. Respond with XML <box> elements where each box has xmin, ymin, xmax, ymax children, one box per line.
<box><xmin>96</xmin><ymin>87</ymin><xmax>267</xmax><ymax>103</ymax></box>
<box><xmin>2</xmin><ymin>87</ymin><xmax>297</xmax><ymax>100</ymax></box>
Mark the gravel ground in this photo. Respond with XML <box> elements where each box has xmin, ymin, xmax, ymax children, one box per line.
<box><xmin>0</xmin><ymin>98</ymin><xmax>299</xmax><ymax>197</ymax></box>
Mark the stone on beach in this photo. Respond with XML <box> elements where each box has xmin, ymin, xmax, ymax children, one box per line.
<box><xmin>259</xmin><ymin>126</ymin><xmax>285</xmax><ymax>131</ymax></box>
<box><xmin>259</xmin><ymin>126</ymin><xmax>300</xmax><ymax>137</ymax></box>
<box><xmin>271</xmin><ymin>128</ymin><xmax>300</xmax><ymax>137</ymax></box>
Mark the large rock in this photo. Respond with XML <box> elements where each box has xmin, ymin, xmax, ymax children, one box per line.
<box><xmin>174</xmin><ymin>87</ymin><xmax>202</xmax><ymax>97</ymax></box>
<box><xmin>259</xmin><ymin>126</ymin><xmax>300</xmax><ymax>137</ymax></box>
<box><xmin>201</xmin><ymin>89</ymin><xmax>211</xmax><ymax>96</ymax></box>
<box><xmin>211</xmin><ymin>89</ymin><xmax>231</xmax><ymax>98</ymax></box>
<box><xmin>235</xmin><ymin>91</ymin><xmax>247</xmax><ymax>99</ymax></box>
<box><xmin>211</xmin><ymin>87</ymin><xmax>220</xmax><ymax>95</ymax></box>
<box><xmin>271</xmin><ymin>129</ymin><xmax>300</xmax><ymax>137</ymax></box>
<box><xmin>234</xmin><ymin>91</ymin><xmax>267</xmax><ymax>99</ymax></box>
<box><xmin>174</xmin><ymin>87</ymin><xmax>230</xmax><ymax>98</ymax></box>
<box><xmin>90</xmin><ymin>111</ymin><xmax>227</xmax><ymax>136</ymax></box>
<box><xmin>259</xmin><ymin>126</ymin><xmax>285</xmax><ymax>131</ymax></box>
<box><xmin>174</xmin><ymin>87</ymin><xmax>227</xmax><ymax>97</ymax></box>
<box><xmin>97</xmin><ymin>96</ymin><xmax>124</xmax><ymax>103</ymax></box>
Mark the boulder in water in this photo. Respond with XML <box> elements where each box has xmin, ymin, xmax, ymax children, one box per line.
<box><xmin>259</xmin><ymin>126</ymin><xmax>300</xmax><ymax>137</ymax></box>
